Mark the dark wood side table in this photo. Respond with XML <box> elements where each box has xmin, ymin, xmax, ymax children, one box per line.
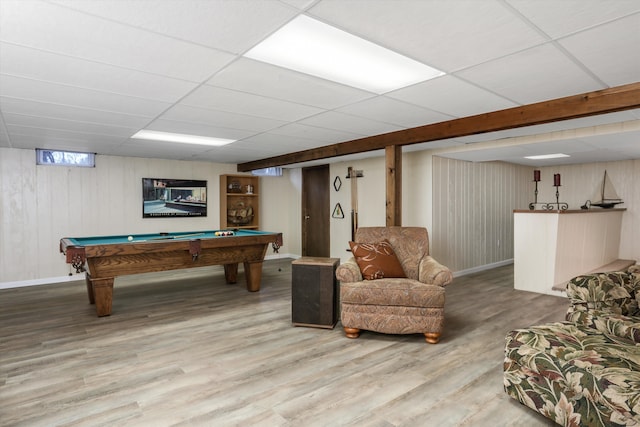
<box><xmin>291</xmin><ymin>257</ymin><xmax>340</xmax><ymax>329</ymax></box>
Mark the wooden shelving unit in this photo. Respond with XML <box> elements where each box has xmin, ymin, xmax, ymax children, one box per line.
<box><xmin>219</xmin><ymin>174</ymin><xmax>260</xmax><ymax>230</ymax></box>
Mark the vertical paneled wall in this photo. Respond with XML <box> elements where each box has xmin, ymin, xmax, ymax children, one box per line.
<box><xmin>534</xmin><ymin>160</ymin><xmax>639</xmax><ymax>262</ymax></box>
<box><xmin>431</xmin><ymin>156</ymin><xmax>531</xmax><ymax>273</ymax></box>
<box><xmin>0</xmin><ymin>148</ymin><xmax>301</xmax><ymax>284</ymax></box>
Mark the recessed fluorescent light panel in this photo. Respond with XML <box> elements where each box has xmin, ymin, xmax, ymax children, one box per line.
<box><xmin>131</xmin><ymin>130</ymin><xmax>235</xmax><ymax>146</ymax></box>
<box><xmin>245</xmin><ymin>15</ymin><xmax>444</xmax><ymax>94</ymax></box>
<box><xmin>524</xmin><ymin>153</ymin><xmax>570</xmax><ymax>160</ymax></box>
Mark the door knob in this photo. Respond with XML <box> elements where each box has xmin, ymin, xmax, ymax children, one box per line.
<box><xmin>304</xmin><ymin>215</ymin><xmax>310</xmax><ymax>219</ymax></box>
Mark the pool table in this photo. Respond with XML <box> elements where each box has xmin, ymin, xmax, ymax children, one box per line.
<box><xmin>60</xmin><ymin>229</ymin><xmax>283</xmax><ymax>316</ymax></box>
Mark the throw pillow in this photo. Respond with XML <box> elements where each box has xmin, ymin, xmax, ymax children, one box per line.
<box><xmin>349</xmin><ymin>240</ymin><xmax>406</xmax><ymax>280</ymax></box>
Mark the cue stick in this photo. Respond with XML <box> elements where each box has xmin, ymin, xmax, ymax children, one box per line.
<box><xmin>350</xmin><ymin>167</ymin><xmax>358</xmax><ymax>241</ymax></box>
<box><xmin>133</xmin><ymin>232</ymin><xmax>206</xmax><ymax>242</ymax></box>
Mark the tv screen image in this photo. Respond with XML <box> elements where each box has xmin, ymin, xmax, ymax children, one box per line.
<box><xmin>142</xmin><ymin>178</ymin><xmax>207</xmax><ymax>218</ymax></box>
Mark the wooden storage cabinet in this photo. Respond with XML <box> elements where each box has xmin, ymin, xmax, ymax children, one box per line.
<box><xmin>291</xmin><ymin>257</ymin><xmax>340</xmax><ymax>329</ymax></box>
<box><xmin>219</xmin><ymin>174</ymin><xmax>260</xmax><ymax>230</ymax></box>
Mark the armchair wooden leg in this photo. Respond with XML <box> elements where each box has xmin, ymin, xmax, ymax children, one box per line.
<box><xmin>424</xmin><ymin>332</ymin><xmax>441</xmax><ymax>344</ymax></box>
<box><xmin>344</xmin><ymin>327</ymin><xmax>360</xmax><ymax>339</ymax></box>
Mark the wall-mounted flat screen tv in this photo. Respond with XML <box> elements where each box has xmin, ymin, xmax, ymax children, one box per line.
<box><xmin>142</xmin><ymin>178</ymin><xmax>207</xmax><ymax>218</ymax></box>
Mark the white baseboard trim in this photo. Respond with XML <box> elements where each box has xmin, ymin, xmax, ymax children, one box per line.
<box><xmin>0</xmin><ymin>253</ymin><xmax>300</xmax><ymax>290</ymax></box>
<box><xmin>452</xmin><ymin>259</ymin><xmax>514</xmax><ymax>278</ymax></box>
<box><xmin>0</xmin><ymin>274</ymin><xmax>79</xmax><ymax>290</ymax></box>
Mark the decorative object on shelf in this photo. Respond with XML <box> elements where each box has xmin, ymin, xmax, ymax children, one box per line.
<box><xmin>332</xmin><ymin>203</ymin><xmax>344</xmax><ymax>219</ymax></box>
<box><xmin>333</xmin><ymin>176</ymin><xmax>341</xmax><ymax>191</ymax></box>
<box><xmin>220</xmin><ymin>174</ymin><xmax>259</xmax><ymax>229</ymax></box>
<box><xmin>227</xmin><ymin>201</ymin><xmax>254</xmax><ymax>225</ymax></box>
<box><xmin>228</xmin><ymin>180</ymin><xmax>242</xmax><ymax>193</ymax></box>
<box><xmin>528</xmin><ymin>171</ymin><xmax>568</xmax><ymax>211</ymax></box>
<box><xmin>582</xmin><ymin>170</ymin><xmax>623</xmax><ymax>209</ymax></box>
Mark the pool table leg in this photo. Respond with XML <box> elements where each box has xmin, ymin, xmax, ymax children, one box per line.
<box><xmin>85</xmin><ymin>273</ymin><xmax>114</xmax><ymax>317</ymax></box>
<box><xmin>244</xmin><ymin>261</ymin><xmax>263</xmax><ymax>292</ymax></box>
<box><xmin>85</xmin><ymin>272</ymin><xmax>95</xmax><ymax>304</ymax></box>
<box><xmin>223</xmin><ymin>263</ymin><xmax>238</xmax><ymax>284</ymax></box>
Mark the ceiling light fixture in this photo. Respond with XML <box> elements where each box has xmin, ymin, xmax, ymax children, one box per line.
<box><xmin>524</xmin><ymin>153</ymin><xmax>570</xmax><ymax>160</ymax></box>
<box><xmin>131</xmin><ymin>130</ymin><xmax>236</xmax><ymax>146</ymax></box>
<box><xmin>244</xmin><ymin>15</ymin><xmax>444</xmax><ymax>94</ymax></box>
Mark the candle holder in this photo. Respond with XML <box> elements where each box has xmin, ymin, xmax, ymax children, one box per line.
<box><xmin>528</xmin><ymin>180</ymin><xmax>539</xmax><ymax>210</ymax></box>
<box><xmin>529</xmin><ymin>172</ymin><xmax>568</xmax><ymax>210</ymax></box>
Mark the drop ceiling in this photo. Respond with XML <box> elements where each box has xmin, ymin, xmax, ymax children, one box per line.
<box><xmin>0</xmin><ymin>0</ymin><xmax>639</xmax><ymax>168</ymax></box>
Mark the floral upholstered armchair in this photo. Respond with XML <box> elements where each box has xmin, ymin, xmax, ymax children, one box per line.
<box><xmin>336</xmin><ymin>226</ymin><xmax>453</xmax><ymax>343</ymax></box>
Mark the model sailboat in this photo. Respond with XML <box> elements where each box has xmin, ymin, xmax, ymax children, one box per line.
<box><xmin>584</xmin><ymin>170</ymin><xmax>623</xmax><ymax>209</ymax></box>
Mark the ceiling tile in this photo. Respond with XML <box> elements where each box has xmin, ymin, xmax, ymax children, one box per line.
<box><xmin>7</xmin><ymin>126</ymin><xmax>127</xmax><ymax>151</ymax></box>
<box><xmin>0</xmin><ymin>118</ymin><xmax>10</xmax><ymax>148</ymax></box>
<box><xmin>559</xmin><ymin>14</ymin><xmax>640</xmax><ymax>87</ymax></box>
<box><xmin>278</xmin><ymin>0</ymin><xmax>316</xmax><ymax>9</ymax></box>
<box><xmin>586</xmin><ymin>130</ymin><xmax>640</xmax><ymax>151</ymax></box>
<box><xmin>266</xmin><ymin>123</ymin><xmax>363</xmax><ymax>144</ymax></box>
<box><xmin>112</xmin><ymin>140</ymin><xmax>213</xmax><ymax>160</ymax></box>
<box><xmin>160</xmin><ymin>104</ymin><xmax>287</xmax><ymax>133</ymax></box>
<box><xmin>454</xmin><ymin>112</ymin><xmax>640</xmax><ymax>144</ymax></box>
<box><xmin>145</xmin><ymin>119</ymin><xmax>258</xmax><ymax>141</ymax></box>
<box><xmin>237</xmin><ymin>133</ymin><xmax>329</xmax><ymax>154</ymax></box>
<box><xmin>4</xmin><ymin>113</ymin><xmax>137</xmax><ymax>138</ymax></box>
<box><xmin>309</xmin><ymin>0</ymin><xmax>546</xmax><ymax>72</ymax></box>
<box><xmin>180</xmin><ymin>85</ymin><xmax>323</xmax><ymax>121</ymax></box>
<box><xmin>207</xmin><ymin>58</ymin><xmax>375</xmax><ymax>109</ymax></box>
<box><xmin>507</xmin><ymin>0</ymin><xmax>640</xmax><ymax>39</ymax></box>
<box><xmin>0</xmin><ymin>97</ymin><xmax>152</xmax><ymax>129</ymax></box>
<box><xmin>51</xmin><ymin>0</ymin><xmax>298</xmax><ymax>54</ymax></box>
<box><xmin>442</xmin><ymin>145</ymin><xmax>530</xmax><ymax>162</ymax></box>
<box><xmin>298</xmin><ymin>111</ymin><xmax>402</xmax><ymax>136</ymax></box>
<box><xmin>337</xmin><ymin>96</ymin><xmax>455</xmax><ymax>128</ymax></box>
<box><xmin>0</xmin><ymin>43</ymin><xmax>198</xmax><ymax>103</ymax></box>
<box><xmin>0</xmin><ymin>0</ymin><xmax>235</xmax><ymax>82</ymax></box>
<box><xmin>0</xmin><ymin>75</ymin><xmax>171</xmax><ymax>117</ymax></box>
<box><xmin>388</xmin><ymin>75</ymin><xmax>517</xmax><ymax>117</ymax></box>
<box><xmin>457</xmin><ymin>43</ymin><xmax>604</xmax><ymax>104</ymax></box>
<box><xmin>404</xmin><ymin>140</ymin><xmax>464</xmax><ymax>153</ymax></box>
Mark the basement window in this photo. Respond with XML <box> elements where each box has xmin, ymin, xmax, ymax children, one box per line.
<box><xmin>36</xmin><ymin>149</ymin><xmax>95</xmax><ymax>167</ymax></box>
<box><xmin>251</xmin><ymin>167</ymin><xmax>283</xmax><ymax>177</ymax></box>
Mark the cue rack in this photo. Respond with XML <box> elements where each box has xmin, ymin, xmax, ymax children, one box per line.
<box><xmin>346</xmin><ymin>166</ymin><xmax>364</xmax><ymax>242</ymax></box>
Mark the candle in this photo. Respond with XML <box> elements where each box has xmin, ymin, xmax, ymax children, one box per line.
<box><xmin>533</xmin><ymin>170</ymin><xmax>540</xmax><ymax>182</ymax></box>
<box><xmin>554</xmin><ymin>173</ymin><xmax>561</xmax><ymax>186</ymax></box>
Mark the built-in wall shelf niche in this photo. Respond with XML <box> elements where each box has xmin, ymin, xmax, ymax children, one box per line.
<box><xmin>219</xmin><ymin>174</ymin><xmax>260</xmax><ymax>230</ymax></box>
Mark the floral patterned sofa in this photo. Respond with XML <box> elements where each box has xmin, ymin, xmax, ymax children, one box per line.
<box><xmin>504</xmin><ymin>265</ymin><xmax>640</xmax><ymax>426</ymax></box>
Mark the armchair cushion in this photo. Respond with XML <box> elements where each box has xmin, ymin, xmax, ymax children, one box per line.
<box><xmin>341</xmin><ymin>279</ymin><xmax>445</xmax><ymax>308</ymax></box>
<box><xmin>349</xmin><ymin>240</ymin><xmax>406</xmax><ymax>280</ymax></box>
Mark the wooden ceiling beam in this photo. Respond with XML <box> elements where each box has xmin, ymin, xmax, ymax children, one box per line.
<box><xmin>237</xmin><ymin>82</ymin><xmax>640</xmax><ymax>172</ymax></box>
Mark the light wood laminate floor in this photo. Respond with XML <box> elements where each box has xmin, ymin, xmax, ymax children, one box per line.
<box><xmin>1</xmin><ymin>259</ymin><xmax>565</xmax><ymax>426</ymax></box>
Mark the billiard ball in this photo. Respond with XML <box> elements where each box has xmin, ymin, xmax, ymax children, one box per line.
<box><xmin>128</xmin><ymin>236</ymin><xmax>133</xmax><ymax>241</ymax></box>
